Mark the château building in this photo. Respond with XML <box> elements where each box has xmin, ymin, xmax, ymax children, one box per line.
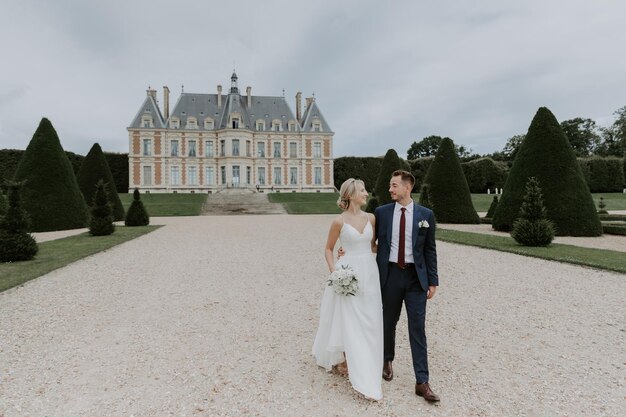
<box><xmin>128</xmin><ymin>72</ymin><xmax>334</xmax><ymax>193</ymax></box>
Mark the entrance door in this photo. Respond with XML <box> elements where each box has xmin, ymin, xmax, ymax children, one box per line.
<box><xmin>232</xmin><ymin>165</ymin><xmax>240</xmax><ymax>187</ymax></box>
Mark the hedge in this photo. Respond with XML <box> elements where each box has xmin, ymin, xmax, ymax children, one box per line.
<box><xmin>578</xmin><ymin>157</ymin><xmax>625</xmax><ymax>192</ymax></box>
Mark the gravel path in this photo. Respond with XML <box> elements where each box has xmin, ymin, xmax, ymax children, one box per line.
<box><xmin>1</xmin><ymin>215</ymin><xmax>624</xmax><ymax>416</ymax></box>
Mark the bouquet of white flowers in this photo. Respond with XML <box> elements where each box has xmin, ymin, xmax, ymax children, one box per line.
<box><xmin>328</xmin><ymin>265</ymin><xmax>359</xmax><ymax>296</ymax></box>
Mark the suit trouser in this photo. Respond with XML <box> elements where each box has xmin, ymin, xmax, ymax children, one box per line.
<box><xmin>382</xmin><ymin>263</ymin><xmax>429</xmax><ymax>383</ymax></box>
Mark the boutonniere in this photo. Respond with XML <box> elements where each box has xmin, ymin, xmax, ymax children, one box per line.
<box><xmin>418</xmin><ymin>220</ymin><xmax>430</xmax><ymax>228</ymax></box>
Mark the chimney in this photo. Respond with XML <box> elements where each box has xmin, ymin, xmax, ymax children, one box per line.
<box><xmin>296</xmin><ymin>92</ymin><xmax>302</xmax><ymax>123</ymax></box>
<box><xmin>217</xmin><ymin>85</ymin><xmax>222</xmax><ymax>107</ymax></box>
<box><xmin>246</xmin><ymin>86</ymin><xmax>252</xmax><ymax>107</ymax></box>
<box><xmin>147</xmin><ymin>87</ymin><xmax>157</xmax><ymax>100</ymax></box>
<box><xmin>305</xmin><ymin>97</ymin><xmax>314</xmax><ymax>108</ymax></box>
<box><xmin>163</xmin><ymin>86</ymin><xmax>170</xmax><ymax>119</ymax></box>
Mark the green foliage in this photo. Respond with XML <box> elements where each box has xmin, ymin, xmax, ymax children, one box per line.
<box><xmin>0</xmin><ymin>181</ymin><xmax>38</xmax><ymax>262</ymax></box>
<box><xmin>333</xmin><ymin>156</ymin><xmax>382</xmax><ymax>191</ymax></box>
<box><xmin>407</xmin><ymin>135</ymin><xmax>473</xmax><ymax>160</ymax></box>
<box><xmin>372</xmin><ymin>149</ymin><xmax>404</xmax><ymax>208</ymax></box>
<box><xmin>511</xmin><ymin>177</ymin><xmax>555</xmax><ymax>246</ymax></box>
<box><xmin>409</xmin><ymin>157</ymin><xmax>434</xmax><ymax>191</ymax></box>
<box><xmin>560</xmin><ymin>118</ymin><xmax>601</xmax><ymax>157</ymax></box>
<box><xmin>89</xmin><ymin>180</ymin><xmax>115</xmax><ymax>236</ymax></box>
<box><xmin>597</xmin><ymin>197</ymin><xmax>608</xmax><ymax>214</ymax></box>
<box><xmin>12</xmin><ymin>118</ymin><xmax>88</xmax><ymax>232</ymax></box>
<box><xmin>486</xmin><ymin>196</ymin><xmax>498</xmax><ymax>218</ymax></box>
<box><xmin>423</xmin><ymin>138</ymin><xmax>479</xmax><ymax>223</ymax></box>
<box><xmin>602</xmin><ymin>223</ymin><xmax>626</xmax><ymax>236</ymax></box>
<box><xmin>0</xmin><ymin>149</ymin><xmax>23</xmax><ymax>184</ymax></box>
<box><xmin>418</xmin><ymin>183</ymin><xmax>433</xmax><ymax>210</ymax></box>
<box><xmin>365</xmin><ymin>197</ymin><xmax>378</xmax><ymax>214</ymax></box>
<box><xmin>492</xmin><ymin>107</ymin><xmax>602</xmax><ymax>236</ymax></box>
<box><xmin>501</xmin><ymin>135</ymin><xmax>525</xmax><ymax>161</ymax></box>
<box><xmin>0</xmin><ymin>191</ymin><xmax>6</xmax><ymax>217</ymax></box>
<box><xmin>597</xmin><ymin>106</ymin><xmax>626</xmax><ymax>157</ymax></box>
<box><xmin>461</xmin><ymin>157</ymin><xmax>509</xmax><ymax>193</ymax></box>
<box><xmin>578</xmin><ymin>157</ymin><xmax>625</xmax><ymax>192</ymax></box>
<box><xmin>103</xmin><ymin>152</ymin><xmax>129</xmax><ymax>193</ymax></box>
<box><xmin>125</xmin><ymin>189</ymin><xmax>150</xmax><ymax>226</ymax></box>
<box><xmin>78</xmin><ymin>143</ymin><xmax>125</xmax><ymax>221</ymax></box>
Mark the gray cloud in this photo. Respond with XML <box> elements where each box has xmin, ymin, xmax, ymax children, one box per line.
<box><xmin>1</xmin><ymin>0</ymin><xmax>625</xmax><ymax>158</ymax></box>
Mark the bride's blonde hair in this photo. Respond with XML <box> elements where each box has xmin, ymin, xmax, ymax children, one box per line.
<box><xmin>337</xmin><ymin>178</ymin><xmax>365</xmax><ymax>210</ymax></box>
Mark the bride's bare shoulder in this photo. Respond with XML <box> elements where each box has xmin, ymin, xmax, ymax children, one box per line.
<box><xmin>330</xmin><ymin>215</ymin><xmax>344</xmax><ymax>228</ymax></box>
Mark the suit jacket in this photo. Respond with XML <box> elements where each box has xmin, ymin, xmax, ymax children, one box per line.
<box><xmin>374</xmin><ymin>202</ymin><xmax>438</xmax><ymax>292</ymax></box>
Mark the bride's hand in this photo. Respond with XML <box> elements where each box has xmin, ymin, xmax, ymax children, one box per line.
<box><xmin>337</xmin><ymin>247</ymin><xmax>345</xmax><ymax>259</ymax></box>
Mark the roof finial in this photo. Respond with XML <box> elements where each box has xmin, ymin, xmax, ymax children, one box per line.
<box><xmin>282</xmin><ymin>88</ymin><xmax>285</xmax><ymax>97</ymax></box>
<box><xmin>181</xmin><ymin>84</ymin><xmax>184</xmax><ymax>93</ymax></box>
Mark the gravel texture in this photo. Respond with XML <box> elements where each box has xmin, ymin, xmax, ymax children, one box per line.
<box><xmin>1</xmin><ymin>215</ymin><xmax>624</xmax><ymax>416</ymax></box>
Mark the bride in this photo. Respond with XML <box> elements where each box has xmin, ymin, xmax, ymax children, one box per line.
<box><xmin>312</xmin><ymin>178</ymin><xmax>384</xmax><ymax>401</ymax></box>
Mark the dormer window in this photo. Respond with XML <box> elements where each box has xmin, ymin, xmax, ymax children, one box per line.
<box><xmin>204</xmin><ymin>117</ymin><xmax>214</xmax><ymax>130</ymax></box>
<box><xmin>170</xmin><ymin>117</ymin><xmax>180</xmax><ymax>129</ymax></box>
<box><xmin>312</xmin><ymin>121</ymin><xmax>322</xmax><ymax>132</ymax></box>
<box><xmin>186</xmin><ymin>117</ymin><xmax>198</xmax><ymax>129</ymax></box>
<box><xmin>288</xmin><ymin>122</ymin><xmax>296</xmax><ymax>132</ymax></box>
<box><xmin>232</xmin><ymin>119</ymin><xmax>239</xmax><ymax>129</ymax></box>
<box><xmin>271</xmin><ymin>120</ymin><xmax>282</xmax><ymax>132</ymax></box>
<box><xmin>256</xmin><ymin>120</ymin><xmax>265</xmax><ymax>131</ymax></box>
<box><xmin>141</xmin><ymin>116</ymin><xmax>153</xmax><ymax>128</ymax></box>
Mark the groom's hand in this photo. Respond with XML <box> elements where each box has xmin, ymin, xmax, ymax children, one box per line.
<box><xmin>337</xmin><ymin>247</ymin><xmax>345</xmax><ymax>259</ymax></box>
<box><xmin>427</xmin><ymin>286</ymin><xmax>437</xmax><ymax>299</ymax></box>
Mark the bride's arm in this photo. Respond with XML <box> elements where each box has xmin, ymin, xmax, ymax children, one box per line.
<box><xmin>369</xmin><ymin>213</ymin><xmax>378</xmax><ymax>253</ymax></box>
<box><xmin>325</xmin><ymin>217</ymin><xmax>343</xmax><ymax>273</ymax></box>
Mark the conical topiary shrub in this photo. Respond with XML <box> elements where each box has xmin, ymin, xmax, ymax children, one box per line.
<box><xmin>0</xmin><ymin>181</ymin><xmax>38</xmax><ymax>262</ymax></box>
<box><xmin>125</xmin><ymin>189</ymin><xmax>149</xmax><ymax>226</ymax></box>
<box><xmin>418</xmin><ymin>183</ymin><xmax>433</xmax><ymax>210</ymax></box>
<box><xmin>511</xmin><ymin>177</ymin><xmax>555</xmax><ymax>246</ymax></box>
<box><xmin>78</xmin><ymin>143</ymin><xmax>125</xmax><ymax>221</ymax></box>
<box><xmin>369</xmin><ymin>149</ymin><xmax>404</xmax><ymax>212</ymax></box>
<box><xmin>486</xmin><ymin>196</ymin><xmax>499</xmax><ymax>218</ymax></box>
<box><xmin>423</xmin><ymin>138</ymin><xmax>479</xmax><ymax>223</ymax></box>
<box><xmin>492</xmin><ymin>107</ymin><xmax>602</xmax><ymax>236</ymax></box>
<box><xmin>13</xmin><ymin>118</ymin><xmax>88</xmax><ymax>232</ymax></box>
<box><xmin>89</xmin><ymin>180</ymin><xmax>115</xmax><ymax>236</ymax></box>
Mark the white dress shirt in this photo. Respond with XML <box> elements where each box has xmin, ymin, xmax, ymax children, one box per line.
<box><xmin>389</xmin><ymin>201</ymin><xmax>414</xmax><ymax>263</ymax></box>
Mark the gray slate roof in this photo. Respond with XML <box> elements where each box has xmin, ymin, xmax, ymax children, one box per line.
<box><xmin>128</xmin><ymin>94</ymin><xmax>166</xmax><ymax>129</ymax></box>
<box><xmin>129</xmin><ymin>89</ymin><xmax>332</xmax><ymax>133</ymax></box>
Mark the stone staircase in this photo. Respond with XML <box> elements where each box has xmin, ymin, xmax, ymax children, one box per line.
<box><xmin>202</xmin><ymin>189</ymin><xmax>287</xmax><ymax>215</ymax></box>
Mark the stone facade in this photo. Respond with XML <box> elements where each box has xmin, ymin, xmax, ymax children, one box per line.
<box><xmin>128</xmin><ymin>73</ymin><xmax>335</xmax><ymax>193</ymax></box>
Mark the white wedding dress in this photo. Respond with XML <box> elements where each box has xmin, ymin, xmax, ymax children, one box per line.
<box><xmin>312</xmin><ymin>219</ymin><xmax>384</xmax><ymax>400</ymax></box>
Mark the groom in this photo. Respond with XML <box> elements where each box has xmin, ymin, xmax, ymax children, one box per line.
<box><xmin>375</xmin><ymin>170</ymin><xmax>440</xmax><ymax>402</ymax></box>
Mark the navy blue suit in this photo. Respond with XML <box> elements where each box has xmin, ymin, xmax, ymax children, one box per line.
<box><xmin>374</xmin><ymin>202</ymin><xmax>438</xmax><ymax>383</ymax></box>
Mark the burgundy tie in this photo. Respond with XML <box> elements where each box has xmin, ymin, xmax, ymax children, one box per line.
<box><xmin>398</xmin><ymin>207</ymin><xmax>406</xmax><ymax>268</ymax></box>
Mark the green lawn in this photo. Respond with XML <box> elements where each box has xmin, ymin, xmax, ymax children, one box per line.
<box><xmin>0</xmin><ymin>226</ymin><xmax>159</xmax><ymax>292</ymax></box>
<box><xmin>437</xmin><ymin>229</ymin><xmax>626</xmax><ymax>273</ymax></box>
<box><xmin>268</xmin><ymin>192</ymin><xmax>626</xmax><ymax>214</ymax></box>
<box><xmin>119</xmin><ymin>193</ymin><xmax>207</xmax><ymax>216</ymax></box>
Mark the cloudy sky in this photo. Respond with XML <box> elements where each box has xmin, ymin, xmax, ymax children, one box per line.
<box><xmin>1</xmin><ymin>0</ymin><xmax>625</xmax><ymax>158</ymax></box>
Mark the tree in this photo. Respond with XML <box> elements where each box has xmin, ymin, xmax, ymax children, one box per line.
<box><xmin>560</xmin><ymin>118</ymin><xmax>601</xmax><ymax>157</ymax></box>
<box><xmin>407</xmin><ymin>135</ymin><xmax>473</xmax><ymax>160</ymax></box>
<box><xmin>0</xmin><ymin>189</ymin><xmax>7</xmax><ymax>217</ymax></box>
<box><xmin>368</xmin><ymin>149</ymin><xmax>405</xmax><ymax>212</ymax></box>
<box><xmin>501</xmin><ymin>134</ymin><xmax>525</xmax><ymax>161</ymax></box>
<box><xmin>510</xmin><ymin>177</ymin><xmax>555</xmax><ymax>246</ymax></box>
<box><xmin>78</xmin><ymin>143</ymin><xmax>125</xmax><ymax>221</ymax></box>
<box><xmin>492</xmin><ymin>107</ymin><xmax>602</xmax><ymax>236</ymax></box>
<box><xmin>0</xmin><ymin>181</ymin><xmax>38</xmax><ymax>262</ymax></box>
<box><xmin>125</xmin><ymin>188</ymin><xmax>150</xmax><ymax>226</ymax></box>
<box><xmin>89</xmin><ymin>180</ymin><xmax>115</xmax><ymax>236</ymax></box>
<box><xmin>423</xmin><ymin>138</ymin><xmax>479</xmax><ymax>223</ymax></box>
<box><xmin>597</xmin><ymin>106</ymin><xmax>626</xmax><ymax>157</ymax></box>
<box><xmin>12</xmin><ymin>118</ymin><xmax>88</xmax><ymax>232</ymax></box>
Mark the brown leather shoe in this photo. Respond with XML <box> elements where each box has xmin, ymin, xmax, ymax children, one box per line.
<box><xmin>415</xmin><ymin>382</ymin><xmax>440</xmax><ymax>402</ymax></box>
<box><xmin>382</xmin><ymin>361</ymin><xmax>393</xmax><ymax>381</ymax></box>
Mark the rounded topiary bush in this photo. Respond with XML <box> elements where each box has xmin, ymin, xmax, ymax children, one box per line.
<box><xmin>511</xmin><ymin>177</ymin><xmax>555</xmax><ymax>246</ymax></box>
<box><xmin>78</xmin><ymin>143</ymin><xmax>125</xmax><ymax>221</ymax></box>
<box><xmin>423</xmin><ymin>138</ymin><xmax>479</xmax><ymax>223</ymax></box>
<box><xmin>493</xmin><ymin>107</ymin><xmax>601</xmax><ymax>236</ymax></box>
<box><xmin>12</xmin><ymin>118</ymin><xmax>88</xmax><ymax>232</ymax></box>
<box><xmin>0</xmin><ymin>181</ymin><xmax>38</xmax><ymax>262</ymax></box>
<box><xmin>89</xmin><ymin>180</ymin><xmax>115</xmax><ymax>236</ymax></box>
<box><xmin>125</xmin><ymin>189</ymin><xmax>149</xmax><ymax>226</ymax></box>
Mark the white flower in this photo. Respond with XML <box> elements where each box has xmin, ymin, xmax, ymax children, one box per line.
<box><xmin>328</xmin><ymin>265</ymin><xmax>359</xmax><ymax>296</ymax></box>
<box><xmin>418</xmin><ymin>220</ymin><xmax>430</xmax><ymax>228</ymax></box>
